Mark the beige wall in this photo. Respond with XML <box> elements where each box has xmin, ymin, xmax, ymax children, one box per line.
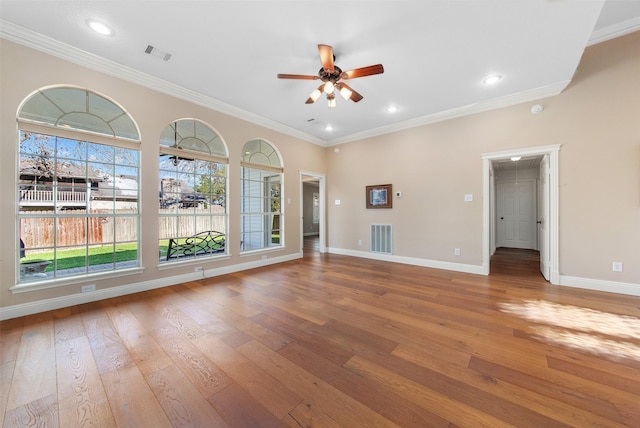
<box><xmin>326</xmin><ymin>31</ymin><xmax>640</xmax><ymax>289</ymax></box>
<box><xmin>1</xmin><ymin>30</ymin><xmax>639</xmax><ymax>316</ymax></box>
<box><xmin>0</xmin><ymin>39</ymin><xmax>326</xmax><ymax>312</ymax></box>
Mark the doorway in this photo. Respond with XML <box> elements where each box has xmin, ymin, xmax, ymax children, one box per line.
<box><xmin>482</xmin><ymin>145</ymin><xmax>560</xmax><ymax>283</ymax></box>
<box><xmin>300</xmin><ymin>171</ymin><xmax>326</xmax><ymax>254</ymax></box>
<box><xmin>494</xmin><ymin>159</ymin><xmax>539</xmax><ymax>250</ymax></box>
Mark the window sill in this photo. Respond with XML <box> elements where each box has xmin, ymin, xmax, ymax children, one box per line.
<box><xmin>10</xmin><ymin>267</ymin><xmax>145</xmax><ymax>294</ymax></box>
<box><xmin>156</xmin><ymin>253</ymin><xmax>230</xmax><ymax>270</ymax></box>
<box><xmin>239</xmin><ymin>246</ymin><xmax>285</xmax><ymax>257</ymax></box>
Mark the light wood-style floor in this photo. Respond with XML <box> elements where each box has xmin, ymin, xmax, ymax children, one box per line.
<box><xmin>1</xmin><ymin>238</ymin><xmax>639</xmax><ymax>427</ymax></box>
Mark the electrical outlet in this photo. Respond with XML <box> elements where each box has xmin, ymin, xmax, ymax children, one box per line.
<box><xmin>454</xmin><ymin>248</ymin><xmax>461</xmax><ymax>256</ymax></box>
<box><xmin>81</xmin><ymin>284</ymin><xmax>95</xmax><ymax>293</ymax></box>
<box><xmin>358</xmin><ymin>239</ymin><xmax>362</xmax><ymax>246</ymax></box>
<box><xmin>612</xmin><ymin>262</ymin><xmax>623</xmax><ymax>272</ymax></box>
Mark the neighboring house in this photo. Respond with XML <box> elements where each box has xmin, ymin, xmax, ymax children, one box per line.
<box><xmin>18</xmin><ymin>158</ymin><xmax>98</xmax><ymax>211</ymax></box>
<box><xmin>19</xmin><ymin>159</ymin><xmax>138</xmax><ymax>211</ymax></box>
<box><xmin>159</xmin><ymin>178</ymin><xmax>206</xmax><ymax>209</ymax></box>
<box><xmin>91</xmin><ymin>175</ymin><xmax>139</xmax><ymax>211</ymax></box>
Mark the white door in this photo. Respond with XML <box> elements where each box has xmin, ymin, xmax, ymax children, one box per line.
<box><xmin>538</xmin><ymin>156</ymin><xmax>550</xmax><ymax>280</ymax></box>
<box><xmin>496</xmin><ymin>179</ymin><xmax>536</xmax><ymax>249</ymax></box>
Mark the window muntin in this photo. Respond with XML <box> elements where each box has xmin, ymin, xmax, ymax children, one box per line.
<box><xmin>159</xmin><ymin>119</ymin><xmax>228</xmax><ymax>262</ymax></box>
<box><xmin>241</xmin><ymin>139</ymin><xmax>282</xmax><ymax>167</ymax></box>
<box><xmin>17</xmin><ymin>87</ymin><xmax>140</xmax><ymax>285</ymax></box>
<box><xmin>160</xmin><ymin>120</ymin><xmax>226</xmax><ymax>157</ymax></box>
<box><xmin>18</xmin><ymin>131</ymin><xmax>140</xmax><ymax>282</ymax></box>
<box><xmin>19</xmin><ymin>87</ymin><xmax>139</xmax><ymax>141</ymax></box>
<box><xmin>240</xmin><ymin>139</ymin><xmax>283</xmax><ymax>252</ymax></box>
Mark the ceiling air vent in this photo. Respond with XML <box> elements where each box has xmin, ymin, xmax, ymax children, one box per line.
<box><xmin>144</xmin><ymin>45</ymin><xmax>172</xmax><ymax>62</ymax></box>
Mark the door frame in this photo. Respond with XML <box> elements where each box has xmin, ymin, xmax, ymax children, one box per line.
<box><xmin>481</xmin><ymin>144</ymin><xmax>560</xmax><ymax>283</ymax></box>
<box><xmin>299</xmin><ymin>170</ymin><xmax>326</xmax><ymax>253</ymax></box>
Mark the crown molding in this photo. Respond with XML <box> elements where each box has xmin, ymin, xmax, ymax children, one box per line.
<box><xmin>0</xmin><ymin>20</ymin><xmax>327</xmax><ymax>146</ymax></box>
<box><xmin>588</xmin><ymin>16</ymin><xmax>640</xmax><ymax>46</ymax></box>
<box><xmin>3</xmin><ymin>18</ymin><xmax>635</xmax><ymax>148</ymax></box>
<box><xmin>326</xmin><ymin>81</ymin><xmax>569</xmax><ymax>146</ymax></box>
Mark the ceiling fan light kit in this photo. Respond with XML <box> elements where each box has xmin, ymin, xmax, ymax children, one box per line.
<box><xmin>327</xmin><ymin>93</ymin><xmax>337</xmax><ymax>108</ymax></box>
<box><xmin>278</xmin><ymin>44</ymin><xmax>384</xmax><ymax>108</ymax></box>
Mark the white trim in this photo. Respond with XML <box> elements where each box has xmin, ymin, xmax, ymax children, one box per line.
<box><xmin>588</xmin><ymin>16</ymin><xmax>640</xmax><ymax>46</ymax></box>
<box><xmin>0</xmin><ymin>20</ymin><xmax>585</xmax><ymax>149</ymax></box>
<box><xmin>0</xmin><ymin>20</ymin><xmax>325</xmax><ymax>147</ymax></box>
<box><xmin>326</xmin><ymin>247</ymin><xmax>640</xmax><ymax>298</ymax></box>
<box><xmin>328</xmin><ymin>247</ymin><xmax>484</xmax><ymax>275</ymax></box>
<box><xmin>0</xmin><ymin>252</ymin><xmax>301</xmax><ymax>321</ymax></box>
<box><xmin>4</xmin><ymin>17</ymin><xmax>640</xmax><ymax>148</ymax></box>
<box><xmin>560</xmin><ymin>275</ymin><xmax>640</xmax><ymax>297</ymax></box>
<box><xmin>482</xmin><ymin>144</ymin><xmax>561</xmax><ymax>283</ymax></box>
<box><xmin>11</xmin><ymin>267</ymin><xmax>145</xmax><ymax>293</ymax></box>
<box><xmin>326</xmin><ymin>82</ymin><xmax>569</xmax><ymax>146</ymax></box>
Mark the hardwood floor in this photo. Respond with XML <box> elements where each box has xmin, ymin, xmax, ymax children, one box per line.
<box><xmin>1</xmin><ymin>248</ymin><xmax>639</xmax><ymax>427</ymax></box>
<box><xmin>303</xmin><ymin>235</ymin><xmax>320</xmax><ymax>253</ymax></box>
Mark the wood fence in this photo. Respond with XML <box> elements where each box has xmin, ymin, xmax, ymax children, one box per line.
<box><xmin>20</xmin><ymin>207</ymin><xmax>225</xmax><ymax>249</ymax></box>
<box><xmin>159</xmin><ymin>207</ymin><xmax>226</xmax><ymax>240</ymax></box>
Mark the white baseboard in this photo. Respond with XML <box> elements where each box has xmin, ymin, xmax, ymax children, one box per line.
<box><xmin>559</xmin><ymin>275</ymin><xmax>640</xmax><ymax>296</ymax></box>
<box><xmin>0</xmin><ymin>252</ymin><xmax>302</xmax><ymax>321</ymax></box>
<box><xmin>327</xmin><ymin>247</ymin><xmax>485</xmax><ymax>275</ymax></box>
<box><xmin>4</xmin><ymin>252</ymin><xmax>637</xmax><ymax>321</ymax></box>
<box><xmin>328</xmin><ymin>248</ymin><xmax>640</xmax><ymax>297</ymax></box>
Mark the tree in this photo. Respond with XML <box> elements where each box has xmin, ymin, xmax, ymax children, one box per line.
<box><xmin>194</xmin><ymin>165</ymin><xmax>226</xmax><ymax>206</ymax></box>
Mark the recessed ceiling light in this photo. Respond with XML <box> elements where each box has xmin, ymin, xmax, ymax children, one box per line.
<box><xmin>386</xmin><ymin>105</ymin><xmax>398</xmax><ymax>113</ymax></box>
<box><xmin>482</xmin><ymin>74</ymin><xmax>503</xmax><ymax>85</ymax></box>
<box><xmin>325</xmin><ymin>125</ymin><xmax>333</xmax><ymax>132</ymax></box>
<box><xmin>86</xmin><ymin>19</ymin><xmax>114</xmax><ymax>36</ymax></box>
<box><xmin>510</xmin><ymin>156</ymin><xmax>521</xmax><ymax>161</ymax></box>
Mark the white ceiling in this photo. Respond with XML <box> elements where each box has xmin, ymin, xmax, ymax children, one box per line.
<box><xmin>1</xmin><ymin>1</ymin><xmax>639</xmax><ymax>146</ymax></box>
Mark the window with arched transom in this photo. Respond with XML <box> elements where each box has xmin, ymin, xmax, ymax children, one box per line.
<box><xmin>17</xmin><ymin>86</ymin><xmax>141</xmax><ymax>285</ymax></box>
<box><xmin>240</xmin><ymin>139</ymin><xmax>283</xmax><ymax>252</ymax></box>
<box><xmin>158</xmin><ymin>119</ymin><xmax>228</xmax><ymax>262</ymax></box>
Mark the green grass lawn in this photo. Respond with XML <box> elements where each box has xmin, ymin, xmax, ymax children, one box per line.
<box><xmin>22</xmin><ymin>243</ymin><xmax>140</xmax><ymax>271</ymax></box>
<box><xmin>23</xmin><ymin>235</ymin><xmax>275</xmax><ymax>271</ymax></box>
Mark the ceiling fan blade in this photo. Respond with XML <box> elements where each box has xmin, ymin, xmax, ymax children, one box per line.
<box><xmin>318</xmin><ymin>44</ymin><xmax>334</xmax><ymax>72</ymax></box>
<box><xmin>336</xmin><ymin>82</ymin><xmax>364</xmax><ymax>103</ymax></box>
<box><xmin>277</xmin><ymin>73</ymin><xmax>319</xmax><ymax>80</ymax></box>
<box><xmin>341</xmin><ymin>64</ymin><xmax>384</xmax><ymax>79</ymax></box>
<box><xmin>305</xmin><ymin>84</ymin><xmax>325</xmax><ymax>104</ymax></box>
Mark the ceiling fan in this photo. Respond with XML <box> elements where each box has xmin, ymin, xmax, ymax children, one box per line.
<box><xmin>277</xmin><ymin>44</ymin><xmax>384</xmax><ymax>108</ymax></box>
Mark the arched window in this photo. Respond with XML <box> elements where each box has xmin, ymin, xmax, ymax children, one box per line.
<box><xmin>159</xmin><ymin>119</ymin><xmax>228</xmax><ymax>262</ymax></box>
<box><xmin>240</xmin><ymin>139</ymin><xmax>283</xmax><ymax>252</ymax></box>
<box><xmin>17</xmin><ymin>86</ymin><xmax>140</xmax><ymax>284</ymax></box>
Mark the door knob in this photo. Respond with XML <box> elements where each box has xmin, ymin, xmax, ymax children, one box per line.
<box><xmin>537</xmin><ymin>220</ymin><xmax>542</xmax><ymax>224</ymax></box>
<box><xmin>500</xmin><ymin>217</ymin><xmax>504</xmax><ymax>220</ymax></box>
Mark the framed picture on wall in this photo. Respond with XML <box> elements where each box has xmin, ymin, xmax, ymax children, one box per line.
<box><xmin>366</xmin><ymin>184</ymin><xmax>392</xmax><ymax>209</ymax></box>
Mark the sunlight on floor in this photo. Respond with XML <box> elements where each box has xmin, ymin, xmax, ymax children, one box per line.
<box><xmin>500</xmin><ymin>300</ymin><xmax>640</xmax><ymax>362</ymax></box>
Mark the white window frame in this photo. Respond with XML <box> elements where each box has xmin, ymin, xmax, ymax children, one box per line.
<box><xmin>16</xmin><ymin>127</ymin><xmax>141</xmax><ymax>287</ymax></box>
<box><xmin>240</xmin><ymin>139</ymin><xmax>283</xmax><ymax>253</ymax></box>
<box><xmin>14</xmin><ymin>86</ymin><xmax>142</xmax><ymax>290</ymax></box>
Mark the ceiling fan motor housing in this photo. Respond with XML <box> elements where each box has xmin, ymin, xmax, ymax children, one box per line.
<box><xmin>319</xmin><ymin>65</ymin><xmax>342</xmax><ymax>82</ymax></box>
